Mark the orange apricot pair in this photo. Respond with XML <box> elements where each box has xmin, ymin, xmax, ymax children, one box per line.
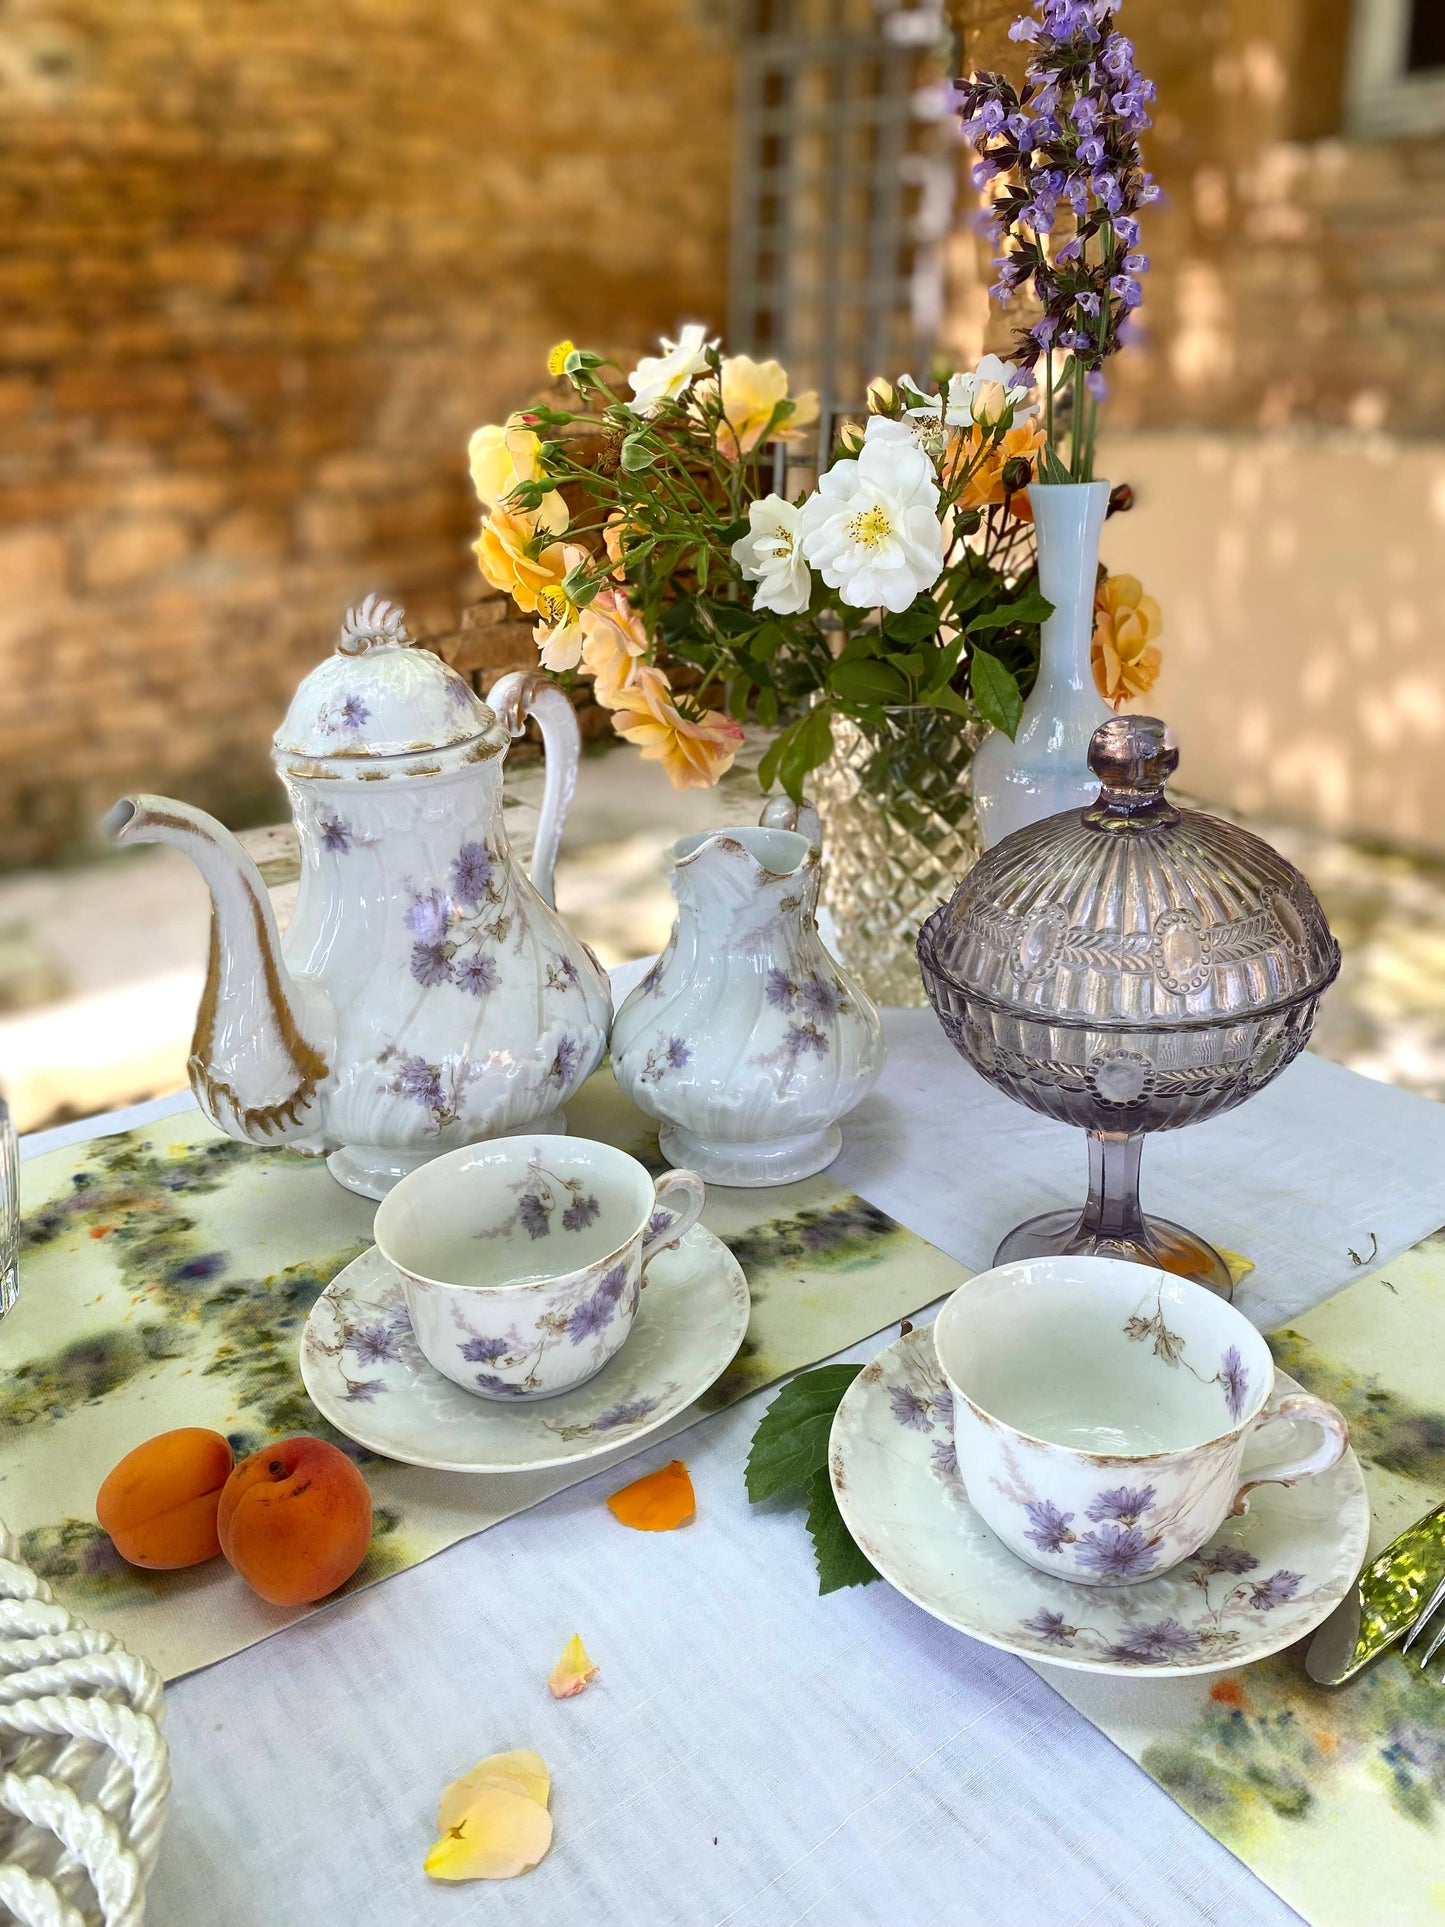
<box><xmin>97</xmin><ymin>1427</ymin><xmax>372</xmax><ymax>1606</ymax></box>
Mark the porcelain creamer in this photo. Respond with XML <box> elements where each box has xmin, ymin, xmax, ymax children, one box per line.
<box><xmin>609</xmin><ymin>808</ymin><xmax>885</xmax><ymax>1185</ymax></box>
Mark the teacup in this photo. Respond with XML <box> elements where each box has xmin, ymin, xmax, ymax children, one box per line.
<box><xmin>933</xmin><ymin>1256</ymin><xmax>1349</xmax><ymax>1587</ymax></box>
<box><xmin>373</xmin><ymin>1135</ymin><xmax>705</xmax><ymax>1402</ymax></box>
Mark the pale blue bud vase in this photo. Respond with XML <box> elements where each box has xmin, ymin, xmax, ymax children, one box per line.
<box><xmin>972</xmin><ymin>479</ymin><xmax>1113</xmax><ymax>849</ymax></box>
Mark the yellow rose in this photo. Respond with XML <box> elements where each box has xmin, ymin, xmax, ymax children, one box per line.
<box><xmin>467</xmin><ymin>421</ymin><xmax>567</xmax><ymax>534</ymax></box>
<box><xmin>533</xmin><ymin>545</ymin><xmax>591</xmax><ymax>670</ymax></box>
<box><xmin>709</xmin><ymin>356</ymin><xmax>820</xmax><ymax>461</ymax></box>
<box><xmin>609</xmin><ymin>664</ymin><xmax>745</xmax><ymax>790</ymax></box>
<box><xmin>1092</xmin><ymin>573</ymin><xmax>1164</xmax><ymax>708</ymax></box>
<box><xmin>474</xmin><ymin>503</ymin><xmax>568</xmax><ymax>614</ymax></box>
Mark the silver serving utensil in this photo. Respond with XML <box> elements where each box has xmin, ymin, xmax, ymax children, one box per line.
<box><xmin>1306</xmin><ymin>1499</ymin><xmax>1445</xmax><ymax>1686</ymax></box>
<box><xmin>1401</xmin><ymin>1569</ymin><xmax>1445</xmax><ymax>1675</ymax></box>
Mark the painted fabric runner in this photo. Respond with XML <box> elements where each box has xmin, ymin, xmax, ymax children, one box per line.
<box><xmin>10</xmin><ymin>1062</ymin><xmax>1444</xmax><ymax>1924</ymax></box>
<box><xmin>1056</xmin><ymin>1226</ymin><xmax>1445</xmax><ymax>1927</ymax></box>
<box><xmin>3</xmin><ymin>1070</ymin><xmax>967</xmax><ymax>1681</ymax></box>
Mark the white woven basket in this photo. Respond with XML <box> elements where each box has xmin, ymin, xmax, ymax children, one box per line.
<box><xmin>0</xmin><ymin>1524</ymin><xmax>169</xmax><ymax>1927</ymax></box>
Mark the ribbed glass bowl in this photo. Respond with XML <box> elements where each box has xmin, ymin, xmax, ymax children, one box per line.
<box><xmin>917</xmin><ymin>716</ymin><xmax>1341</xmax><ymax>1291</ymax></box>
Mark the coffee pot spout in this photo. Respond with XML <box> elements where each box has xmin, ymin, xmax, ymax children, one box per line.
<box><xmin>103</xmin><ymin>795</ymin><xmax>335</xmax><ymax>1148</ymax></box>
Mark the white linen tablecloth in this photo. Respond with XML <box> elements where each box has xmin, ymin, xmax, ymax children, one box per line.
<box><xmin>20</xmin><ymin>1002</ymin><xmax>1445</xmax><ymax>1925</ymax></box>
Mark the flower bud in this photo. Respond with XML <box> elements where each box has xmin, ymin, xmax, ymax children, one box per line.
<box><xmin>546</xmin><ymin>340</ymin><xmax>576</xmax><ymax>377</ymax></box>
<box><xmin>1001</xmin><ymin>454</ymin><xmax>1034</xmax><ymax>495</ymax></box>
<box><xmin>836</xmin><ymin>418</ymin><xmax>866</xmax><ymax>453</ymax></box>
<box><xmin>866</xmin><ymin>376</ymin><xmax>899</xmax><ymax>417</ymax></box>
<box><xmin>970</xmin><ymin>380</ymin><xmax>1011</xmax><ymax>428</ymax></box>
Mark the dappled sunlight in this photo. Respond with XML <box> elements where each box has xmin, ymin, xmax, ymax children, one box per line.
<box><xmin>1101</xmin><ymin>432</ymin><xmax>1445</xmax><ymax>849</ymax></box>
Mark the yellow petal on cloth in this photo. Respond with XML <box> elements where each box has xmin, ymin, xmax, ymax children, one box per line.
<box><xmin>548</xmin><ymin>1634</ymin><xmax>599</xmax><ymax>1700</ymax></box>
<box><xmin>437</xmin><ymin>1748</ymin><xmax>550</xmax><ymax>1832</ymax></box>
<box><xmin>428</xmin><ymin>1748</ymin><xmax>553</xmax><ymax>1882</ymax></box>
<box><xmin>1219</xmin><ymin>1248</ymin><xmax>1256</xmax><ymax>1289</ymax></box>
<box><xmin>424</xmin><ymin>1785</ymin><xmax>553</xmax><ymax>1883</ymax></box>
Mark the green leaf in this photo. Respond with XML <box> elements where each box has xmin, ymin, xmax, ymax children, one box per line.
<box><xmin>1036</xmin><ymin>439</ymin><xmax>1072</xmax><ymax>486</ymax></box>
<box><xmin>807</xmin><ymin>1464</ymin><xmax>880</xmax><ymax>1594</ymax></box>
<box><xmin>779</xmin><ymin>702</ymin><xmax>835</xmax><ymax>803</ymax></box>
<box><xmin>745</xmin><ymin>1364</ymin><xmax>864</xmax><ymax>1502</ymax></box>
<box><xmin>725</xmin><ymin>675</ymin><xmax>753</xmax><ymax>722</ymax></box>
<box><xmin>881</xmin><ymin>597</ymin><xmax>939</xmax><ymax>646</ymax></box>
<box><xmin>967</xmin><ymin>586</ymin><xmax>1055</xmax><ymax>635</ymax></box>
<box><xmin>830</xmin><ymin>658</ymin><xmax>911</xmax><ymax>706</ymax></box>
<box><xmin>755</xmin><ymin>687</ymin><xmax>780</xmax><ymax>729</ymax></box>
<box><xmin>619</xmin><ymin>432</ymin><xmax>657</xmax><ymax>473</ymax></box>
<box><xmin>970</xmin><ymin>649</ymin><xmax>1024</xmax><ymax>739</ymax></box>
<box><xmin>719</xmin><ymin>517</ymin><xmax>751</xmax><ymax>544</ymax></box>
<box><xmin>750</xmin><ymin>621</ymin><xmax>786</xmax><ymax>664</ymax></box>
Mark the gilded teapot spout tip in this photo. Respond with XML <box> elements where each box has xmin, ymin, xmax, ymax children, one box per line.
<box><xmin>101</xmin><ymin>798</ymin><xmax>138</xmax><ymax>841</ymax></box>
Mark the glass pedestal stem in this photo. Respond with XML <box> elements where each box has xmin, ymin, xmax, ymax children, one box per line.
<box><xmin>990</xmin><ymin>1127</ymin><xmax>1236</xmax><ymax>1296</ymax></box>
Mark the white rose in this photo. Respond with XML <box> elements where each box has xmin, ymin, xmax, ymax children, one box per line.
<box><xmin>627</xmin><ymin>323</ymin><xmax>716</xmax><ymax>416</ymax></box>
<box><xmin>904</xmin><ymin>355</ymin><xmax>1040</xmax><ymax>428</ymax></box>
<box><xmin>797</xmin><ymin>437</ymin><xmax>945</xmax><ymax>614</ymax></box>
<box><xmin>732</xmin><ymin>495</ymin><xmax>811</xmax><ymax>617</ymax></box>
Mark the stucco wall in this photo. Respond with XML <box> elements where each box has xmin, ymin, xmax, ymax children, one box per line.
<box><xmin>1099</xmin><ymin>431</ymin><xmax>1445</xmax><ymax>849</ymax></box>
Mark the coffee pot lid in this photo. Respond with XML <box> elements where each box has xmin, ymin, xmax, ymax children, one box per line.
<box><xmin>274</xmin><ymin>595</ymin><xmax>504</xmax><ymax>763</ymax></box>
<box><xmin>920</xmin><ymin>716</ymin><xmax>1340</xmax><ymax>1026</ymax></box>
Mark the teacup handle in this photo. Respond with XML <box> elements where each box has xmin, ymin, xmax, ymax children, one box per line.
<box><xmin>1229</xmin><ymin>1393</ymin><xmax>1349</xmax><ymax>1516</ymax></box>
<box><xmin>642</xmin><ymin>1169</ymin><xmax>706</xmax><ymax>1265</ymax></box>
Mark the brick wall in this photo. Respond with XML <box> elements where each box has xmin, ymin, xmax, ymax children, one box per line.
<box><xmin>0</xmin><ymin>0</ymin><xmax>733</xmax><ymax>866</ymax></box>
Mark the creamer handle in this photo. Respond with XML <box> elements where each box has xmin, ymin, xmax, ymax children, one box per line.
<box><xmin>485</xmin><ymin>670</ymin><xmax>580</xmax><ymax>910</ymax></box>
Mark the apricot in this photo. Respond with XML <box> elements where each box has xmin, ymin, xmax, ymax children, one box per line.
<box><xmin>218</xmin><ymin>1435</ymin><xmax>372</xmax><ymax>1606</ymax></box>
<box><xmin>97</xmin><ymin>1427</ymin><xmax>234</xmax><ymax>1570</ymax></box>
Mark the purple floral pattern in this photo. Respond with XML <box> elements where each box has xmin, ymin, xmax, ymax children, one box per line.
<box><xmin>1086</xmin><ymin>1485</ymin><xmax>1156</xmax><ymax>1524</ymax></box>
<box><xmin>318</xmin><ymin>692</ymin><xmax>371</xmax><ymax>735</ymax></box>
<box><xmin>1220</xmin><ymin>1346</ymin><xmax>1249</xmax><ymax>1422</ymax></box>
<box><xmin>1075</xmin><ymin>1523</ymin><xmax>1159</xmax><ymax>1580</ymax></box>
<box><xmin>1123</xmin><ymin>1281</ymin><xmax>1257</xmax><ymax>1426</ymax></box>
<box><xmin>750</xmin><ymin>965</ymin><xmax>851</xmax><ymax>1086</ymax></box>
<box><xmin>471</xmin><ymin>1154</ymin><xmax>605</xmax><ymax>1247</ymax></box>
<box><xmin>638</xmin><ymin>1035</ymin><xmax>692</xmax><ymax>1085</ymax></box>
<box><xmin>1024</xmin><ymin>1499</ymin><xmax>1076</xmax><ymax>1554</ymax></box>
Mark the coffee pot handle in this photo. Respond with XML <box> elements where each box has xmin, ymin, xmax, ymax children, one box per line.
<box><xmin>486</xmin><ymin>671</ymin><xmax>580</xmax><ymax>910</ymax></box>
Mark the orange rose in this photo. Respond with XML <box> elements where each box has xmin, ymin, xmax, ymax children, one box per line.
<box><xmin>1092</xmin><ymin>573</ymin><xmax>1163</xmax><ymax>708</ymax></box>
<box><xmin>609</xmin><ymin>665</ymin><xmax>744</xmax><ymax>789</ymax></box>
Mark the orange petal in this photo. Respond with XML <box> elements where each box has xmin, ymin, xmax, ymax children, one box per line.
<box><xmin>438</xmin><ymin>1749</ymin><xmax>549</xmax><ymax>1833</ymax></box>
<box><xmin>424</xmin><ymin>1785</ymin><xmax>553</xmax><ymax>1882</ymax></box>
<box><xmin>548</xmin><ymin>1633</ymin><xmax>599</xmax><ymax>1699</ymax></box>
<box><xmin>606</xmin><ymin>1458</ymin><xmax>695</xmax><ymax>1531</ymax></box>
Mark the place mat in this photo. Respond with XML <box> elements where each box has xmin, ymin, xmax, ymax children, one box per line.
<box><xmin>1</xmin><ymin>1071</ymin><xmax>968</xmax><ymax>1683</ymax></box>
<box><xmin>1053</xmin><ymin>1225</ymin><xmax>1445</xmax><ymax>1927</ymax></box>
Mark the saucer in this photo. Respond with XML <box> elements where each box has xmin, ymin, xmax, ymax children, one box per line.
<box><xmin>300</xmin><ymin>1227</ymin><xmax>749</xmax><ymax>1474</ymax></box>
<box><xmin>829</xmin><ymin>1328</ymin><xmax>1369</xmax><ymax>1677</ymax></box>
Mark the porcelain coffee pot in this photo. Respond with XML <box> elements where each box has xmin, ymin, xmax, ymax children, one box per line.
<box><xmin>104</xmin><ymin>595</ymin><xmax>612</xmax><ymax>1198</ymax></box>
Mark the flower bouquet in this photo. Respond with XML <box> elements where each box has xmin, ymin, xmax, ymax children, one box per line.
<box><xmin>469</xmin><ymin>330</ymin><xmax>1062</xmax><ymax>807</ymax></box>
<box><xmin>464</xmin><ymin>0</ymin><xmax>1165</xmax><ymax>993</ymax></box>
